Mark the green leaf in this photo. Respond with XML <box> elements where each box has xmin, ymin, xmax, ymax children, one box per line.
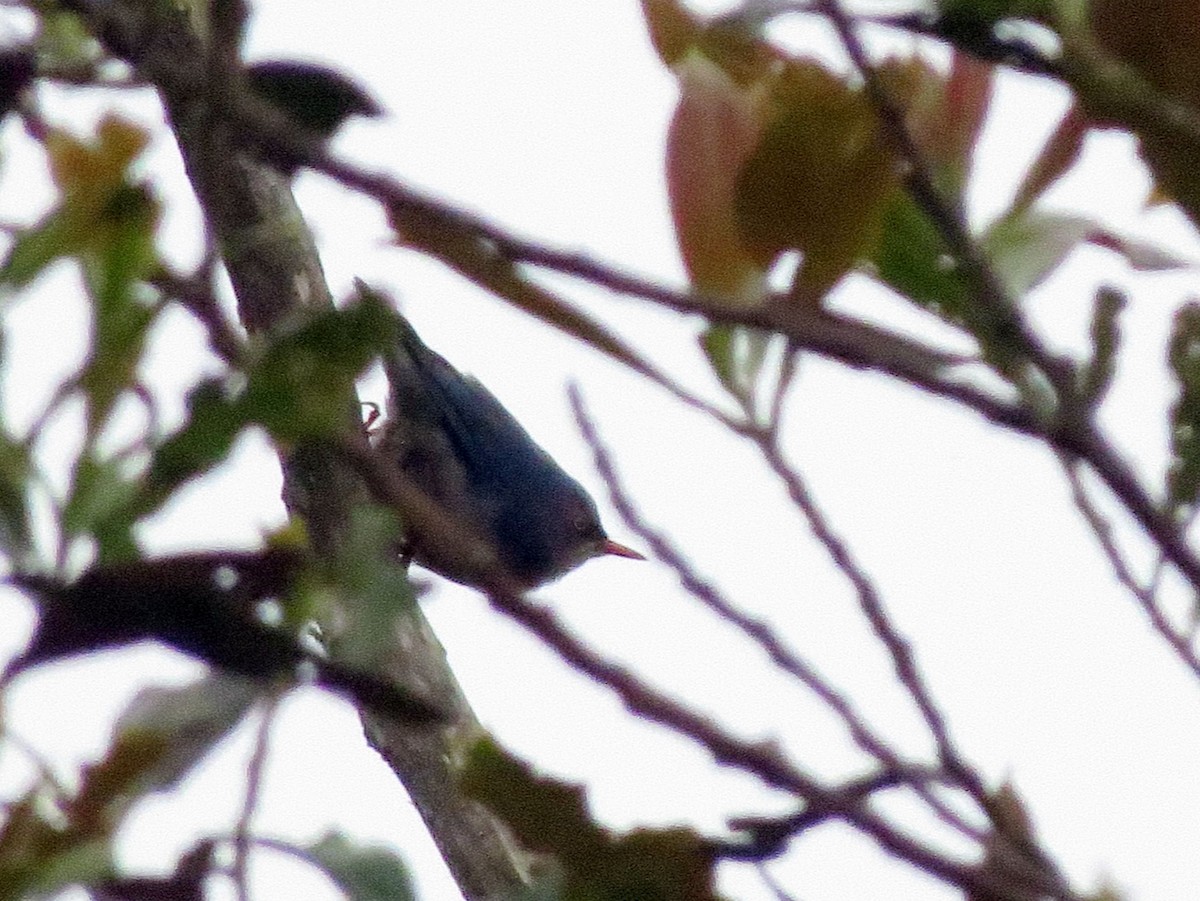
<box><xmin>62</xmin><ymin>451</ymin><xmax>141</xmax><ymax>563</ymax></box>
<box><xmin>871</xmin><ymin>192</ymin><xmax>970</xmax><ymax>319</ymax></box>
<box><xmin>735</xmin><ymin>60</ymin><xmax>898</xmax><ymax>298</ymax></box>
<box><xmin>982</xmin><ymin>209</ymin><xmax>1094</xmax><ymax>297</ymax></box>
<box><xmin>244</xmin><ymin>293</ymin><xmax>398</xmax><ymax>442</ymax></box>
<box><xmin>1080</xmin><ymin>285</ymin><xmax>1125</xmax><ymax>405</ymax></box>
<box><xmin>1</xmin><ymin>119</ymin><xmax>154</xmax><ymax>293</ymax></box>
<box><xmin>700</xmin><ymin>323</ymin><xmax>769</xmax><ymax>411</ymax></box>
<box><xmin>322</xmin><ymin>505</ymin><xmax>414</xmax><ymax>670</ymax></box>
<box><xmin>140</xmin><ymin>295</ymin><xmax>398</xmax><ymax>522</ymax></box>
<box><xmin>19</xmin><ymin>840</ymin><xmax>112</xmax><ymax>899</ymax></box>
<box><xmin>307</xmin><ymin>832</ymin><xmax>415</xmax><ymax>901</ymax></box>
<box><xmin>462</xmin><ymin>738</ymin><xmax>724</xmax><ymax>901</ymax></box>
<box><xmin>0</xmin><ymin>429</ymin><xmax>34</xmax><ymax>566</ymax></box>
<box><xmin>0</xmin><ymin>209</ymin><xmax>80</xmax><ymax>289</ymax></box>
<box><xmin>0</xmin><ymin>794</ymin><xmax>115</xmax><ymax>901</ymax></box>
<box><xmin>1168</xmin><ymin>301</ymin><xmax>1200</xmax><ymax>512</ymax></box>
<box><xmin>34</xmin><ymin>8</ymin><xmax>100</xmax><ymax>72</ymax></box>
<box><xmin>140</xmin><ymin>378</ymin><xmax>246</xmax><ymax>514</ymax></box>
<box><xmin>104</xmin><ymin>673</ymin><xmax>259</xmax><ymax>795</ymax></box>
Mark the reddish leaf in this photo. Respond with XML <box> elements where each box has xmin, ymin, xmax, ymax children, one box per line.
<box><xmin>901</xmin><ymin>51</ymin><xmax>996</xmax><ymax>198</ymax></box>
<box><xmin>1011</xmin><ymin>105</ymin><xmax>1090</xmax><ymax>214</ymax></box>
<box><xmin>666</xmin><ymin>49</ymin><xmax>771</xmax><ymax>301</ymax></box>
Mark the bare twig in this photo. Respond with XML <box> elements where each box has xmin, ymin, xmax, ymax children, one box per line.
<box><xmin>813</xmin><ymin>0</ymin><xmax>1073</xmax><ymax>395</ymax></box>
<box><xmin>760</xmin><ymin>425</ymin><xmax>978</xmax><ymax>785</ymax></box>
<box><xmin>812</xmin><ymin>0</ymin><xmax>1200</xmax><ymax>621</ymax></box>
<box><xmin>339</xmin><ymin>428</ymin><xmax>1071</xmax><ymax>897</ymax></box>
<box><xmin>231</xmin><ymin>690</ymin><xmax>281</xmax><ymax>901</ymax></box>
<box><xmin>149</xmin><ymin>263</ymin><xmax>246</xmax><ymax>365</ymax></box>
<box><xmin>1063</xmin><ymin>458</ymin><xmax>1200</xmax><ymax>679</ymax></box>
<box><xmin>568</xmin><ymin>384</ymin><xmax>986</xmax><ymax>845</ymax></box>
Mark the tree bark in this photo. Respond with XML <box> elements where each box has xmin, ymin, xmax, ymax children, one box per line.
<box><xmin>58</xmin><ymin>1</ymin><xmax>530</xmax><ymax>897</ymax></box>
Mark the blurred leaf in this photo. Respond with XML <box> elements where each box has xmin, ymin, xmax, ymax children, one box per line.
<box><xmin>969</xmin><ymin>782</ymin><xmax>1047</xmax><ymax>901</ymax></box>
<box><xmin>462</xmin><ymin>738</ymin><xmax>724</xmax><ymax>901</ymax></box>
<box><xmin>0</xmin><ymin>666</ymin><xmax>230</xmax><ymax>897</ymax></box>
<box><xmin>141</xmin><ymin>295</ymin><xmax>395</xmax><ymax>521</ymax></box>
<box><xmin>244</xmin><ymin>291</ymin><xmax>397</xmax><ymax>441</ymax></box>
<box><xmin>109</xmin><ymin>674</ymin><xmax>259</xmax><ymax>791</ymax></box>
<box><xmin>307</xmin><ymin>832</ymin><xmax>416</xmax><ymax>901</ymax></box>
<box><xmin>323</xmin><ymin>505</ymin><xmax>414</xmax><ymax>671</ymax></box>
<box><xmin>982</xmin><ymin>210</ymin><xmax>1192</xmax><ymax>298</ymax></box>
<box><xmin>1079</xmin><ymin>285</ymin><xmax>1125</xmax><ymax>405</ymax></box>
<box><xmin>33</xmin><ymin>8</ymin><xmax>100</xmax><ymax>72</ymax></box>
<box><xmin>1089</xmin><ymin>0</ymin><xmax>1200</xmax><ymax>111</ymax></box>
<box><xmin>666</xmin><ymin>48</ymin><xmax>771</xmax><ymax>302</ymax></box>
<box><xmin>1071</xmin><ymin>0</ymin><xmax>1200</xmax><ymax>227</ymax></box>
<box><xmin>46</xmin><ymin>117</ymin><xmax>148</xmax><ymax>193</ymax></box>
<box><xmin>140</xmin><ymin>378</ymin><xmax>245</xmax><ymax>515</ymax></box>
<box><xmin>0</xmin><ymin>207</ymin><xmax>82</xmax><ymax>289</ymax></box>
<box><xmin>2</xmin><ymin>117</ymin><xmax>152</xmax><ymax>289</ymax></box>
<box><xmin>1010</xmin><ymin>105</ymin><xmax>1089</xmax><ymax>214</ymax></box>
<box><xmin>871</xmin><ymin>192</ymin><xmax>970</xmax><ymax>319</ymax></box>
<box><xmin>0</xmin><ymin>117</ymin><xmax>159</xmax><ymax>440</ymax></box>
<box><xmin>640</xmin><ymin>0</ymin><xmax>702</xmax><ymax>67</ymax></box>
<box><xmin>21</xmin><ymin>840</ymin><xmax>112</xmax><ymax>899</ymax></box>
<box><xmin>736</xmin><ymin>60</ymin><xmax>899</xmax><ymax>299</ymax></box>
<box><xmin>0</xmin><ymin>794</ymin><xmax>113</xmax><ymax>901</ymax></box>
<box><xmin>700</xmin><ymin>323</ymin><xmax>769</xmax><ymax>409</ymax></box>
<box><xmin>1086</xmin><ymin>227</ymin><xmax>1196</xmax><ymax>271</ymax></box>
<box><xmin>1167</xmin><ymin>302</ymin><xmax>1200</xmax><ymax>512</ymax></box>
<box><xmin>62</xmin><ymin>451</ymin><xmax>141</xmax><ymax>563</ymax></box>
<box><xmin>0</xmin><ymin>428</ymin><xmax>34</xmax><ymax>566</ymax></box>
<box><xmin>982</xmin><ymin>210</ymin><xmax>1092</xmax><ymax>297</ymax></box>
<box><xmin>888</xmin><ymin>51</ymin><xmax>995</xmax><ymax>201</ymax></box>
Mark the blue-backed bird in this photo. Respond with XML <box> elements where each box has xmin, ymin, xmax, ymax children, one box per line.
<box><xmin>374</xmin><ymin>291</ymin><xmax>643</xmax><ymax>588</ymax></box>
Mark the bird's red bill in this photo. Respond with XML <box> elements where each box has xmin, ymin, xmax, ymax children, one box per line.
<box><xmin>601</xmin><ymin>539</ymin><xmax>646</xmax><ymax>561</ymax></box>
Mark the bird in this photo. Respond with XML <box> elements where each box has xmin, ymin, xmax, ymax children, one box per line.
<box><xmin>370</xmin><ymin>286</ymin><xmax>644</xmax><ymax>588</ymax></box>
<box><xmin>243</xmin><ymin>59</ymin><xmax>382</xmax><ymax>173</ymax></box>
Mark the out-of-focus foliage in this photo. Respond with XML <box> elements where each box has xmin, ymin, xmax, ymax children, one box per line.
<box><xmin>462</xmin><ymin>738</ymin><xmax>724</xmax><ymax>901</ymax></box>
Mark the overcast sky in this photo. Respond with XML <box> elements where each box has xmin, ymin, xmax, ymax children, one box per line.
<box><xmin>3</xmin><ymin>2</ymin><xmax>1200</xmax><ymax>900</ymax></box>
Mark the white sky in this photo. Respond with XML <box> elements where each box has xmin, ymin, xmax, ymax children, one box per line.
<box><xmin>3</xmin><ymin>2</ymin><xmax>1200</xmax><ymax>900</ymax></box>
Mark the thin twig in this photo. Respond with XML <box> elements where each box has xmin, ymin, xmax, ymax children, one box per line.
<box><xmin>759</xmin><ymin>426</ymin><xmax>977</xmax><ymax>783</ymax></box>
<box><xmin>568</xmin><ymin>384</ymin><xmax>985</xmax><ymax>845</ymax></box>
<box><xmin>1063</xmin><ymin>458</ymin><xmax>1200</xmax><ymax>679</ymax></box>
<box><xmin>232</xmin><ymin>690</ymin><xmax>282</xmax><ymax>901</ymax></box>
<box><xmin>338</xmin><ymin>429</ymin><xmax>1063</xmax><ymax>897</ymax></box>
<box><xmin>757</xmin><ymin>862</ymin><xmax>805</xmax><ymax>901</ymax></box>
<box><xmin>814</xmin><ymin>0</ymin><xmax>1073</xmax><ymax>396</ymax></box>
<box><xmin>149</xmin><ymin>263</ymin><xmax>246</xmax><ymax>365</ymax></box>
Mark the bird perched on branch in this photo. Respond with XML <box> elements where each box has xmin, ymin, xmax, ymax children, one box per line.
<box><xmin>243</xmin><ymin>59</ymin><xmax>382</xmax><ymax>173</ymax></box>
<box><xmin>365</xmin><ymin>282</ymin><xmax>643</xmax><ymax>588</ymax></box>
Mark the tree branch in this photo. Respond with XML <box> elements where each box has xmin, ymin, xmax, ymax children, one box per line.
<box><xmin>55</xmin><ymin>2</ymin><xmax>532</xmax><ymax>897</ymax></box>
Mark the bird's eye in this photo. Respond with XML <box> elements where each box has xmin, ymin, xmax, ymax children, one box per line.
<box><xmin>573</xmin><ymin>512</ymin><xmax>599</xmax><ymax>538</ymax></box>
